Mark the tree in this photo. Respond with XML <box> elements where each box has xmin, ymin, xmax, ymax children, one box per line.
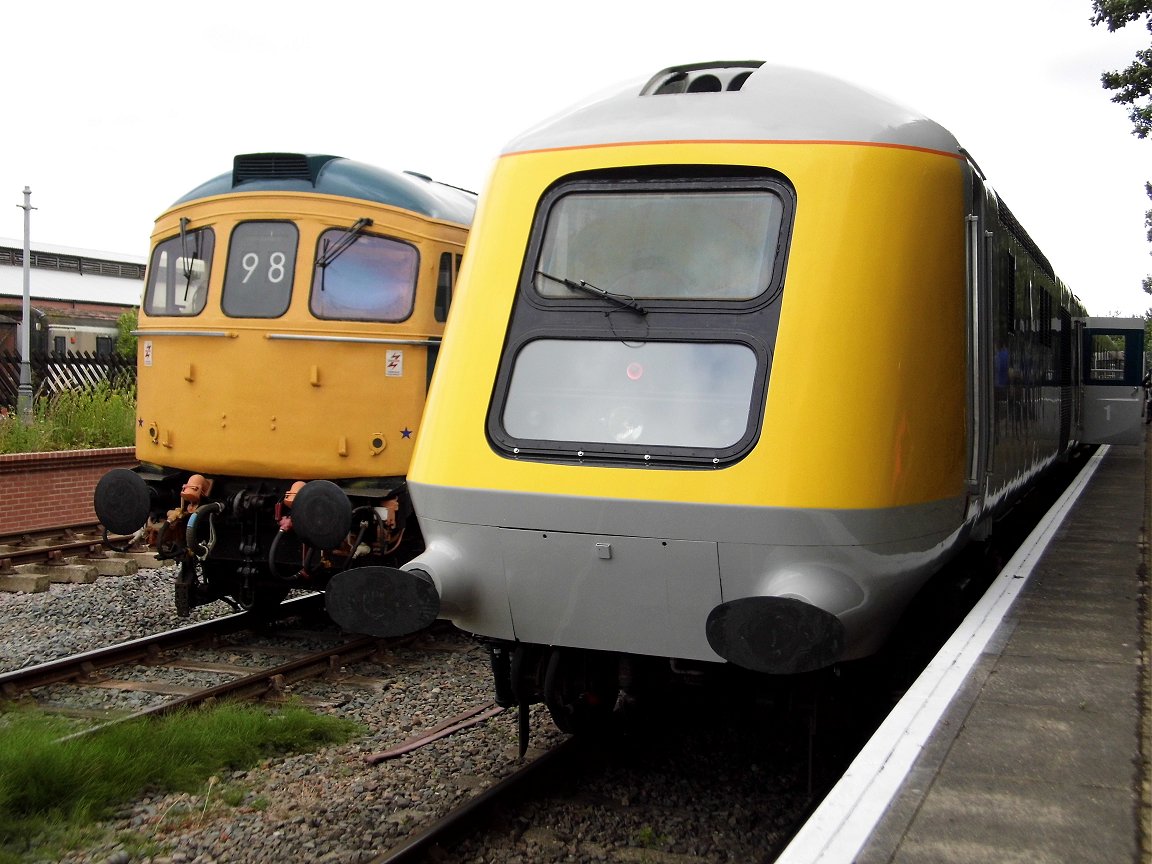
<box><xmin>1093</xmin><ymin>1</ymin><xmax>1152</xmax><ymax>136</ymax></box>
<box><xmin>1145</xmin><ymin>181</ymin><xmax>1152</xmax><ymax>294</ymax></box>
<box><xmin>115</xmin><ymin>308</ymin><xmax>137</xmax><ymax>359</ymax></box>
<box><xmin>1093</xmin><ymin>1</ymin><xmax>1152</xmax><ymax>295</ymax></box>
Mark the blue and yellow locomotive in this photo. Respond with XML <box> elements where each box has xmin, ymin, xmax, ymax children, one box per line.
<box><xmin>95</xmin><ymin>153</ymin><xmax>474</xmax><ymax>614</ymax></box>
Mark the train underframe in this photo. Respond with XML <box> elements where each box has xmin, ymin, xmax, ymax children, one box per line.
<box><xmin>481</xmin><ymin>637</ymin><xmax>820</xmax><ymax>753</ymax></box>
<box><xmin>487</xmin><ymin>641</ymin><xmax>627</xmax><ymax>736</ymax></box>
<box><xmin>95</xmin><ymin>466</ymin><xmax>421</xmax><ymax>616</ymax></box>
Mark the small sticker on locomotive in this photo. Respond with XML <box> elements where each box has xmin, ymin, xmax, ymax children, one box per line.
<box><xmin>143</xmin><ymin>340</ymin><xmax>153</xmax><ymax>367</ymax></box>
<box><xmin>386</xmin><ymin>350</ymin><xmax>403</xmax><ymax>377</ymax></box>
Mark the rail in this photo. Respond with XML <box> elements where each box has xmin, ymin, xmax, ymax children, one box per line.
<box><xmin>0</xmin><ymin>522</ymin><xmax>140</xmax><ymax>573</ymax></box>
<box><xmin>370</xmin><ymin>737</ymin><xmax>583</xmax><ymax>864</ymax></box>
<box><xmin>0</xmin><ymin>594</ymin><xmax>326</xmax><ymax>697</ymax></box>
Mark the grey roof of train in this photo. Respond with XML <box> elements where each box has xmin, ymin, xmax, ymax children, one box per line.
<box><xmin>172</xmin><ymin>156</ymin><xmax>477</xmax><ymax>226</ymax></box>
<box><xmin>503</xmin><ymin>63</ymin><xmax>963</xmax><ymax>157</ymax></box>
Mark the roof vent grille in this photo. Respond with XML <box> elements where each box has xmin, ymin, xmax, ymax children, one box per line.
<box><xmin>233</xmin><ymin>153</ymin><xmax>331</xmax><ymax>186</ymax></box>
<box><xmin>641</xmin><ymin>61</ymin><xmax>764</xmax><ymax>96</ymax></box>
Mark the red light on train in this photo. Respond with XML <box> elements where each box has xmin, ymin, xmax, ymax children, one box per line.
<box><xmin>626</xmin><ymin>362</ymin><xmax>644</xmax><ymax>381</ymax></box>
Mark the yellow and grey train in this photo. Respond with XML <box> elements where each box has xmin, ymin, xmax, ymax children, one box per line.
<box><xmin>94</xmin><ymin>153</ymin><xmax>475</xmax><ymax>614</ymax></box>
<box><xmin>324</xmin><ymin>61</ymin><xmax>1087</xmax><ymax>733</ymax></box>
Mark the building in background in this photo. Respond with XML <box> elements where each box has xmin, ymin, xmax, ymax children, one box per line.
<box><xmin>0</xmin><ymin>238</ymin><xmax>144</xmax><ymax>356</ymax></box>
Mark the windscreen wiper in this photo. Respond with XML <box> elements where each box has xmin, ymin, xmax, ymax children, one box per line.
<box><xmin>178</xmin><ymin>217</ymin><xmax>198</xmax><ymax>303</ymax></box>
<box><xmin>535</xmin><ymin>271</ymin><xmax>646</xmax><ymax>315</ymax></box>
<box><xmin>317</xmin><ymin>217</ymin><xmax>374</xmax><ymax>269</ymax></box>
<box><xmin>317</xmin><ymin>217</ymin><xmax>374</xmax><ymax>292</ymax></box>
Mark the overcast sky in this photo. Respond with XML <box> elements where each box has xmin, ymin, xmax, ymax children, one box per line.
<box><xmin>4</xmin><ymin>0</ymin><xmax>1149</xmax><ymax>316</ymax></box>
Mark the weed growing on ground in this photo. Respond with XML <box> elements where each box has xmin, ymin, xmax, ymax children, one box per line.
<box><xmin>0</xmin><ymin>703</ymin><xmax>360</xmax><ymax>862</ymax></box>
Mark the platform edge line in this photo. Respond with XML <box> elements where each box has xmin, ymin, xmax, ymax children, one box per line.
<box><xmin>773</xmin><ymin>446</ymin><xmax>1109</xmax><ymax>864</ymax></box>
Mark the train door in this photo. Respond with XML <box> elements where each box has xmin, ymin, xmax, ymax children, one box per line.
<box><xmin>1078</xmin><ymin>316</ymin><xmax>1145</xmax><ymax>446</ymax></box>
<box><xmin>965</xmin><ymin>172</ymin><xmax>994</xmax><ymax>523</ymax></box>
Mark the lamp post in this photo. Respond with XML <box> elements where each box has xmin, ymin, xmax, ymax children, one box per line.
<box><xmin>16</xmin><ymin>186</ymin><xmax>35</xmax><ymax>425</ymax></box>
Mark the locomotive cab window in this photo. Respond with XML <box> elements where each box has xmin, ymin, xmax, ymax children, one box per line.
<box><xmin>310</xmin><ymin>231</ymin><xmax>418</xmax><ymax>322</ymax></box>
<box><xmin>534</xmin><ymin>188</ymin><xmax>784</xmax><ymax>301</ymax></box>
<box><xmin>223</xmin><ymin>222</ymin><xmax>297</xmax><ymax>318</ymax></box>
<box><xmin>489</xmin><ymin>171</ymin><xmax>793</xmax><ymax>467</ymax></box>
<box><xmin>503</xmin><ymin>339</ymin><xmax>759</xmax><ymax>449</ymax></box>
<box><xmin>144</xmin><ymin>228</ymin><xmax>215</xmax><ymax>317</ymax></box>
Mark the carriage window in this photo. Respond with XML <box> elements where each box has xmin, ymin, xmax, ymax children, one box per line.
<box><xmin>533</xmin><ymin>190</ymin><xmax>783</xmax><ymax>301</ymax></box>
<box><xmin>1084</xmin><ymin>330</ymin><xmax>1142</xmax><ymax>385</ymax></box>
<box><xmin>223</xmin><ymin>222</ymin><xmax>297</xmax><ymax>318</ymax></box>
<box><xmin>502</xmin><ymin>339</ymin><xmax>758</xmax><ymax>449</ymax></box>
<box><xmin>143</xmin><ymin>228</ymin><xmax>215</xmax><ymax>316</ymax></box>
<box><xmin>310</xmin><ymin>232</ymin><xmax>418</xmax><ymax>321</ymax></box>
<box><xmin>1087</xmin><ymin>333</ymin><xmax>1125</xmax><ymax>380</ymax></box>
<box><xmin>1005</xmin><ymin>252</ymin><xmax>1017</xmax><ymax>334</ymax></box>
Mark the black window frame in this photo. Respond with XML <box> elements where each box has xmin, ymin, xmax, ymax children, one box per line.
<box><xmin>1083</xmin><ymin>327</ymin><xmax>1143</xmax><ymax>386</ymax></box>
<box><xmin>435</xmin><ymin>251</ymin><xmax>454</xmax><ymax>322</ymax></box>
<box><xmin>309</xmin><ymin>229</ymin><xmax>420</xmax><ymax>323</ymax></box>
<box><xmin>222</xmin><ymin>220</ymin><xmax>298</xmax><ymax>319</ymax></box>
<box><xmin>486</xmin><ymin>167</ymin><xmax>795</xmax><ymax>468</ymax></box>
<box><xmin>143</xmin><ymin>227</ymin><xmax>216</xmax><ymax>318</ymax></box>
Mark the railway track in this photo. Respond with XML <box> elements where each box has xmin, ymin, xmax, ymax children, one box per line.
<box><xmin>0</xmin><ymin>594</ymin><xmax>413</xmax><ymax>725</ymax></box>
<box><xmin>354</xmin><ymin>685</ymin><xmax>814</xmax><ymax>864</ymax></box>
<box><xmin>0</xmin><ymin>454</ymin><xmax>1093</xmax><ymax>861</ymax></box>
<box><xmin>0</xmin><ymin>520</ymin><xmax>144</xmax><ymax>574</ymax></box>
<box><xmin>352</xmin><ymin>451</ymin><xmax>1099</xmax><ymax>864</ymax></box>
<box><xmin>370</xmin><ymin>735</ymin><xmax>584</xmax><ymax>863</ymax></box>
<box><xmin>0</xmin><ymin>522</ymin><xmax>104</xmax><ymax>547</ymax></box>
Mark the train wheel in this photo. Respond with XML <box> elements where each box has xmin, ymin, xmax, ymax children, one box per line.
<box><xmin>542</xmin><ymin>648</ymin><xmax>619</xmax><ymax>735</ymax></box>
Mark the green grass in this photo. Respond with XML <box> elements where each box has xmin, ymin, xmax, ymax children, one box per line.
<box><xmin>0</xmin><ymin>703</ymin><xmax>360</xmax><ymax>862</ymax></box>
<box><xmin>0</xmin><ymin>380</ymin><xmax>136</xmax><ymax>454</ymax></box>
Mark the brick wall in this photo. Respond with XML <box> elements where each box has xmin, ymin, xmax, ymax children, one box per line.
<box><xmin>0</xmin><ymin>447</ymin><xmax>137</xmax><ymax>534</ymax></box>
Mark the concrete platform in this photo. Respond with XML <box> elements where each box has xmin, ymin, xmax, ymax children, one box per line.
<box><xmin>777</xmin><ymin>442</ymin><xmax>1149</xmax><ymax>864</ymax></box>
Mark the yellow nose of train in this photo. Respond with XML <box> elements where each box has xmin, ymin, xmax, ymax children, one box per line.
<box><xmin>325</xmin><ymin>62</ymin><xmax>1085</xmax><ymax>734</ymax></box>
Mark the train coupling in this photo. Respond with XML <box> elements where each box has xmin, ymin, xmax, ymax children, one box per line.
<box><xmin>325</xmin><ymin>565</ymin><xmax>440</xmax><ymax>637</ymax></box>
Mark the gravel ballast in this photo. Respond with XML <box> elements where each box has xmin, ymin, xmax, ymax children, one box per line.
<box><xmin>0</xmin><ymin>565</ymin><xmax>563</xmax><ymax>863</ymax></box>
<box><xmin>1</xmin><ymin>564</ymin><xmax>811</xmax><ymax>863</ymax></box>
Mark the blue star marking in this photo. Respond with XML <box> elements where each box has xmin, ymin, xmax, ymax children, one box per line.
<box><xmin>401</xmin><ymin>427</ymin><xmax>413</xmax><ymax>439</ymax></box>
